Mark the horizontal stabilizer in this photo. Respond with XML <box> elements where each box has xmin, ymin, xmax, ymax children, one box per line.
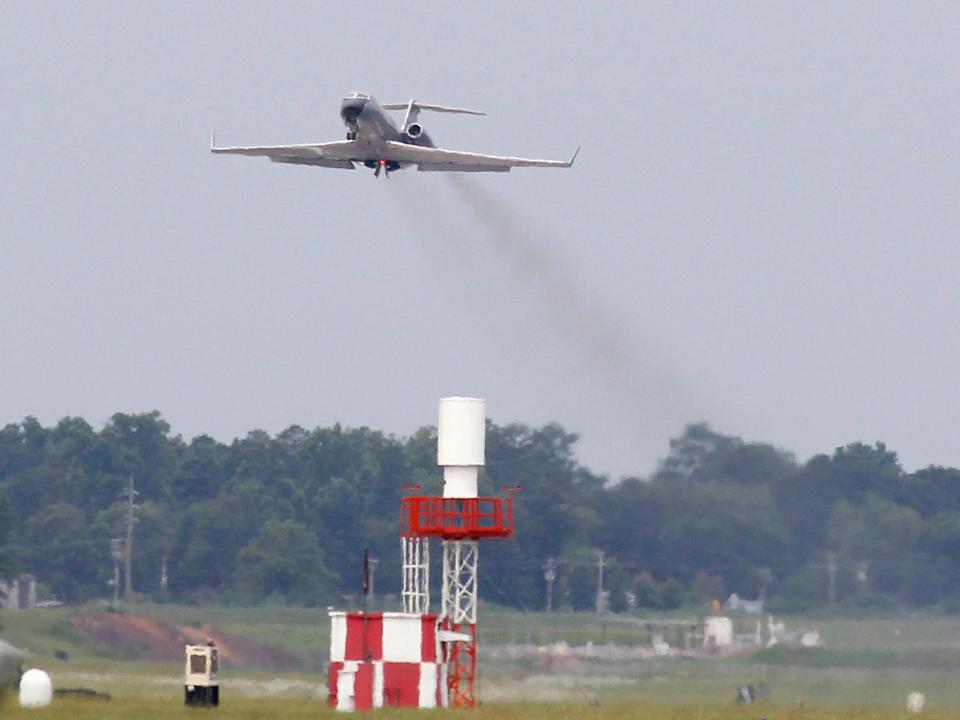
<box><xmin>382</xmin><ymin>101</ymin><xmax>485</xmax><ymax>116</ymax></box>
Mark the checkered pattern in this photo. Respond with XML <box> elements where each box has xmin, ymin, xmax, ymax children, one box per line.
<box><xmin>328</xmin><ymin>611</ymin><xmax>445</xmax><ymax>710</ymax></box>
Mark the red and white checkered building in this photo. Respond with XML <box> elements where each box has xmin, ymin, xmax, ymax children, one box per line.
<box><xmin>328</xmin><ymin>612</ymin><xmax>446</xmax><ymax>710</ymax></box>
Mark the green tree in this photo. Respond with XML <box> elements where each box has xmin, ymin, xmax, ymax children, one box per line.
<box><xmin>656</xmin><ymin>578</ymin><xmax>685</xmax><ymax>610</ymax></box>
<box><xmin>827</xmin><ymin>494</ymin><xmax>927</xmax><ymax>601</ymax></box>
<box><xmin>0</xmin><ymin>490</ymin><xmax>16</xmax><ymax>579</ymax></box>
<box><xmin>605</xmin><ymin>558</ymin><xmax>630</xmax><ymax>612</ymax></box>
<box><xmin>562</xmin><ymin>549</ymin><xmax>602</xmax><ymax>611</ymax></box>
<box><xmin>654</xmin><ymin>482</ymin><xmax>787</xmax><ymax>595</ymax></box>
<box><xmin>22</xmin><ymin>503</ymin><xmax>108</xmax><ymax>602</ymax></box>
<box><xmin>653</xmin><ymin>423</ymin><xmax>796</xmax><ymax>485</ymax></box>
<box><xmin>898</xmin><ymin>466</ymin><xmax>960</xmax><ymax>519</ymax></box>
<box><xmin>101</xmin><ymin>412</ymin><xmax>179</xmax><ymax>503</ymax></box>
<box><xmin>168</xmin><ymin>494</ymin><xmax>255</xmax><ymax>597</ymax></box>
<box><xmin>171</xmin><ymin>435</ymin><xmax>227</xmax><ymax>505</ymax></box>
<box><xmin>233</xmin><ymin>519</ymin><xmax>339</xmax><ymax>605</ymax></box>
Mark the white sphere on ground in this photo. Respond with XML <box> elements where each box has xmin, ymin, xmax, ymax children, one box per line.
<box><xmin>907</xmin><ymin>691</ymin><xmax>926</xmax><ymax>713</ymax></box>
<box><xmin>19</xmin><ymin>668</ymin><xmax>53</xmax><ymax>708</ymax></box>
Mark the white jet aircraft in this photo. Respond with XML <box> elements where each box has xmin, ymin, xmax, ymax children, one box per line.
<box><xmin>212</xmin><ymin>92</ymin><xmax>578</xmax><ymax>177</ymax></box>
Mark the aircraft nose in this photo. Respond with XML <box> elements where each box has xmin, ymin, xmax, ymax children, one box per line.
<box><xmin>340</xmin><ymin>97</ymin><xmax>367</xmax><ymax>121</ymax></box>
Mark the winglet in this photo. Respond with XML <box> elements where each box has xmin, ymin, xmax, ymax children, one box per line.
<box><xmin>568</xmin><ymin>145</ymin><xmax>581</xmax><ymax>167</ymax></box>
<box><xmin>210</xmin><ymin>129</ymin><xmax>217</xmax><ymax>151</ymax></box>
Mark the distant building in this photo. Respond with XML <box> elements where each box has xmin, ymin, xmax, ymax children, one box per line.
<box><xmin>724</xmin><ymin>592</ymin><xmax>764</xmax><ymax>614</ymax></box>
<box><xmin>703</xmin><ymin>616</ymin><xmax>733</xmax><ymax>649</ymax></box>
<box><xmin>0</xmin><ymin>575</ymin><xmax>36</xmax><ymax>610</ymax></box>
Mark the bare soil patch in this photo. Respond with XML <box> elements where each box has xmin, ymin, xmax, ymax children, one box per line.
<box><xmin>70</xmin><ymin>612</ymin><xmax>299</xmax><ymax>671</ymax></box>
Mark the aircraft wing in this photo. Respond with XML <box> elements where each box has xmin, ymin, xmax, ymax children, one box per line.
<box><xmin>382</xmin><ymin>141</ymin><xmax>579</xmax><ymax>172</ymax></box>
<box><xmin>210</xmin><ymin>138</ymin><xmax>359</xmax><ymax>169</ymax></box>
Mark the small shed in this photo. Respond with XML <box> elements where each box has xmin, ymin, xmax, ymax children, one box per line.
<box><xmin>184</xmin><ymin>644</ymin><xmax>219</xmax><ymax>707</ymax></box>
<box><xmin>703</xmin><ymin>616</ymin><xmax>733</xmax><ymax>648</ymax></box>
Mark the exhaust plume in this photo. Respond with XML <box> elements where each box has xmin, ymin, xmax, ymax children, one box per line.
<box><xmin>443</xmin><ymin>176</ymin><xmax>695</xmax><ymax>474</ymax></box>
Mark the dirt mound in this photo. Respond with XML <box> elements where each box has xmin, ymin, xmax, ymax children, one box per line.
<box><xmin>70</xmin><ymin>612</ymin><xmax>299</xmax><ymax>671</ymax></box>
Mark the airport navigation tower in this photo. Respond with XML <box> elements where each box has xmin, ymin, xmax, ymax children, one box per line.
<box><xmin>328</xmin><ymin>397</ymin><xmax>515</xmax><ymax>711</ymax></box>
<box><xmin>401</xmin><ymin>397</ymin><xmax>515</xmax><ymax>707</ymax></box>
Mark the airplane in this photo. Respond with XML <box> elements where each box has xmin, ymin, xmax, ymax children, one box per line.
<box><xmin>211</xmin><ymin>92</ymin><xmax>579</xmax><ymax>177</ymax></box>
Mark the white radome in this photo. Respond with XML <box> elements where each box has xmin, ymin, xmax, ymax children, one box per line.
<box><xmin>907</xmin><ymin>692</ymin><xmax>926</xmax><ymax>713</ymax></box>
<box><xmin>19</xmin><ymin>668</ymin><xmax>53</xmax><ymax>708</ymax></box>
<box><xmin>437</xmin><ymin>397</ymin><xmax>485</xmax><ymax>499</ymax></box>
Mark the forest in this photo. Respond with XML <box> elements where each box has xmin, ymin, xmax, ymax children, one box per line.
<box><xmin>2</xmin><ymin>412</ymin><xmax>960</xmax><ymax>613</ymax></box>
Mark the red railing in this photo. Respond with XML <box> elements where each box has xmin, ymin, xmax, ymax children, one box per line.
<box><xmin>401</xmin><ymin>496</ymin><xmax>514</xmax><ymax>539</ymax></box>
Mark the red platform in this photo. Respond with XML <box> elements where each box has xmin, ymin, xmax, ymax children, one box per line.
<box><xmin>401</xmin><ymin>496</ymin><xmax>514</xmax><ymax>540</ymax></box>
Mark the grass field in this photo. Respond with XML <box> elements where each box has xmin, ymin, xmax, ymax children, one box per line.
<box><xmin>8</xmin><ymin>603</ymin><xmax>960</xmax><ymax>660</ymax></box>
<box><xmin>3</xmin><ymin>697</ymin><xmax>960</xmax><ymax>720</ymax></box>
<box><xmin>5</xmin><ymin>604</ymin><xmax>960</xmax><ymax>713</ymax></box>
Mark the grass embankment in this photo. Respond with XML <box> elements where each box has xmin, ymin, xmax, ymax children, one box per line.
<box><xmin>1</xmin><ymin>603</ymin><xmax>662</xmax><ymax>666</ymax></box>
<box><xmin>7</xmin><ymin>606</ymin><xmax>960</xmax><ymax>710</ymax></box>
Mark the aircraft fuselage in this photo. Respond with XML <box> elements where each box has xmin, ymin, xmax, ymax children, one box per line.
<box><xmin>340</xmin><ymin>93</ymin><xmax>431</xmax><ymax>172</ymax></box>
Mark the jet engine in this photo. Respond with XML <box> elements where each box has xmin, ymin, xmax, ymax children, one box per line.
<box><xmin>405</xmin><ymin>123</ymin><xmax>424</xmax><ymax>140</ymax></box>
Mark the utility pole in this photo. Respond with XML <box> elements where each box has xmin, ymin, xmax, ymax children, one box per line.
<box><xmin>123</xmin><ymin>475</ymin><xmax>138</xmax><ymax>602</ymax></box>
<box><xmin>109</xmin><ymin>538</ymin><xmax>124</xmax><ymax>606</ymax></box>
<box><xmin>595</xmin><ymin>550</ymin><xmax>606</xmax><ymax>615</ymax></box>
<box><xmin>827</xmin><ymin>552</ymin><xmax>837</xmax><ymax>606</ymax></box>
<box><xmin>368</xmin><ymin>557</ymin><xmax>379</xmax><ymax>601</ymax></box>
<box><xmin>542</xmin><ymin>558</ymin><xmax>556</xmax><ymax>612</ymax></box>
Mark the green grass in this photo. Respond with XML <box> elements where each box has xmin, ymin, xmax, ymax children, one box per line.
<box><xmin>7</xmin><ymin>605</ymin><xmax>960</xmax><ymax>712</ymax></box>
<box><xmin>479</xmin><ymin>608</ymin><xmax>656</xmax><ymax>646</ymax></box>
<box><xmin>0</xmin><ymin>608</ymin><xmax>109</xmax><ymax>660</ymax></box>
<box><xmin>4</xmin><ymin>698</ymin><xmax>960</xmax><ymax>720</ymax></box>
<box><xmin>8</xmin><ymin>603</ymin><xmax>960</xmax><ymax>661</ymax></box>
<box><xmin>751</xmin><ymin>645</ymin><xmax>960</xmax><ymax>672</ymax></box>
<box><xmin>804</xmin><ymin>616</ymin><xmax>960</xmax><ymax>652</ymax></box>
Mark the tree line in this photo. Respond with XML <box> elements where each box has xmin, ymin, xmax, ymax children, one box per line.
<box><xmin>1</xmin><ymin>412</ymin><xmax>959</xmax><ymax>613</ymax></box>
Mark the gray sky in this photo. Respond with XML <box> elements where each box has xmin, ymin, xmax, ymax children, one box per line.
<box><xmin>2</xmin><ymin>2</ymin><xmax>958</xmax><ymax>479</ymax></box>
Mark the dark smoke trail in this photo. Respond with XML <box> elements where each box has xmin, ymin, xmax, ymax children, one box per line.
<box><xmin>445</xmin><ymin>176</ymin><xmax>659</xmax><ymax>387</ymax></box>
<box><xmin>444</xmin><ymin>175</ymin><xmax>695</xmax><ymax>472</ymax></box>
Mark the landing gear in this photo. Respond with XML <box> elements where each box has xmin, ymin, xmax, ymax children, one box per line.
<box><xmin>346</xmin><ymin>131</ymin><xmax>357</xmax><ymax>140</ymax></box>
<box><xmin>364</xmin><ymin>159</ymin><xmax>401</xmax><ymax>177</ymax></box>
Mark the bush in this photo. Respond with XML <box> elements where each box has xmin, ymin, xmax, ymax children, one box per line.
<box><xmin>656</xmin><ymin>578</ymin><xmax>684</xmax><ymax>610</ymax></box>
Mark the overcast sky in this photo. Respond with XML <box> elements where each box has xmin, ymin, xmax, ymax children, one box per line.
<box><xmin>2</xmin><ymin>2</ymin><xmax>958</xmax><ymax>479</ymax></box>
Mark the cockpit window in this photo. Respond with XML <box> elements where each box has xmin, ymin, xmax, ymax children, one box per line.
<box><xmin>347</xmin><ymin>91</ymin><xmax>371</xmax><ymax>100</ymax></box>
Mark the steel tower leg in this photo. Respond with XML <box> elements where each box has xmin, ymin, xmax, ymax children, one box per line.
<box><xmin>441</xmin><ymin>540</ymin><xmax>478</xmax><ymax>707</ymax></box>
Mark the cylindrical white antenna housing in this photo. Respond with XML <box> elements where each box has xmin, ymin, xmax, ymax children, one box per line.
<box><xmin>437</xmin><ymin>397</ymin><xmax>485</xmax><ymax>498</ymax></box>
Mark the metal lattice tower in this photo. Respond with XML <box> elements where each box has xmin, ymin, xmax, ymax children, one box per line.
<box><xmin>441</xmin><ymin>540</ymin><xmax>478</xmax><ymax>624</ymax></box>
<box><xmin>399</xmin><ymin>397</ymin><xmax>516</xmax><ymax>709</ymax></box>
<box><xmin>401</xmin><ymin>536</ymin><xmax>430</xmax><ymax>614</ymax></box>
<box><xmin>441</xmin><ymin>539</ymin><xmax>479</xmax><ymax>706</ymax></box>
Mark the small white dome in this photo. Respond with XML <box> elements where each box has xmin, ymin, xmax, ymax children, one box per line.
<box><xmin>907</xmin><ymin>692</ymin><xmax>926</xmax><ymax>713</ymax></box>
<box><xmin>19</xmin><ymin>668</ymin><xmax>53</xmax><ymax>708</ymax></box>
